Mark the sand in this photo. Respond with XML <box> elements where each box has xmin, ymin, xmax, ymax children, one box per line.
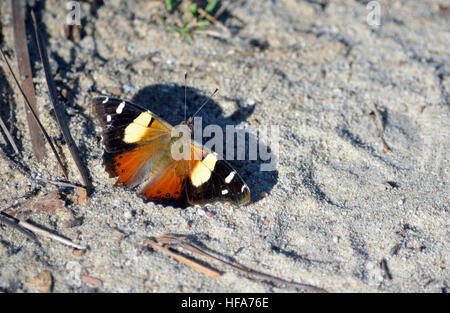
<box><xmin>0</xmin><ymin>0</ymin><xmax>448</xmax><ymax>292</ymax></box>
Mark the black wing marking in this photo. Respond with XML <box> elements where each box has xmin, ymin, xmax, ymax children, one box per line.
<box><xmin>92</xmin><ymin>96</ymin><xmax>144</xmax><ymax>152</ymax></box>
<box><xmin>186</xmin><ymin>159</ymin><xmax>250</xmax><ymax>206</ymax></box>
<box><xmin>92</xmin><ymin>96</ymin><xmax>172</xmax><ymax>152</ymax></box>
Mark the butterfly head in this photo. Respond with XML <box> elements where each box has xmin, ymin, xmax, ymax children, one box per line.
<box><xmin>179</xmin><ymin>116</ymin><xmax>194</xmax><ymax>132</ymax></box>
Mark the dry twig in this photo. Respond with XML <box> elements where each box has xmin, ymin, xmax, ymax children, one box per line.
<box><xmin>149</xmin><ymin>234</ymin><xmax>327</xmax><ymax>292</ymax></box>
<box><xmin>141</xmin><ymin>1</ymin><xmax>164</xmax><ymax>11</ymax></box>
<box><xmin>214</xmin><ymin>0</ymin><xmax>231</xmax><ymax>19</ymax></box>
<box><xmin>146</xmin><ymin>237</ymin><xmax>221</xmax><ymax>278</ymax></box>
<box><xmin>12</xmin><ymin>0</ymin><xmax>46</xmax><ymax>160</ymax></box>
<box><xmin>0</xmin><ymin>130</ymin><xmax>6</xmax><ymax>145</ymax></box>
<box><xmin>194</xmin><ymin>29</ymin><xmax>231</xmax><ymax>40</ymax></box>
<box><xmin>369</xmin><ymin>101</ymin><xmax>390</xmax><ymax>153</ymax></box>
<box><xmin>0</xmin><ymin>211</ymin><xmax>86</xmax><ymax>250</ymax></box>
<box><xmin>196</xmin><ymin>7</ymin><xmax>230</xmax><ymax>36</ymax></box>
<box><xmin>0</xmin><ymin>212</ymin><xmax>38</xmax><ymax>242</ymax></box>
<box><xmin>41</xmin><ymin>178</ymin><xmax>85</xmax><ymax>189</ymax></box>
<box><xmin>0</xmin><ymin>47</ymin><xmax>69</xmax><ymax>179</ymax></box>
<box><xmin>18</xmin><ymin>219</ymin><xmax>85</xmax><ymax>250</ymax></box>
<box><xmin>0</xmin><ymin>116</ymin><xmax>19</xmax><ymax>154</ymax></box>
<box><xmin>31</xmin><ymin>11</ymin><xmax>92</xmax><ymax>193</ymax></box>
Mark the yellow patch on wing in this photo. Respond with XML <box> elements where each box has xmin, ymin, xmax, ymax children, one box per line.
<box><xmin>123</xmin><ymin>112</ymin><xmax>153</xmax><ymax>143</ymax></box>
<box><xmin>190</xmin><ymin>153</ymin><xmax>218</xmax><ymax>187</ymax></box>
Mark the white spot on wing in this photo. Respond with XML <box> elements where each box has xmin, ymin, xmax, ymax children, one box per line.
<box><xmin>221</xmin><ymin>189</ymin><xmax>229</xmax><ymax>195</ymax></box>
<box><xmin>241</xmin><ymin>184</ymin><xmax>248</xmax><ymax>192</ymax></box>
<box><xmin>225</xmin><ymin>171</ymin><xmax>236</xmax><ymax>184</ymax></box>
<box><xmin>102</xmin><ymin>97</ymin><xmax>109</xmax><ymax>104</ymax></box>
<box><xmin>106</xmin><ymin>115</ymin><xmax>111</xmax><ymax>122</ymax></box>
<box><xmin>116</xmin><ymin>101</ymin><xmax>126</xmax><ymax>114</ymax></box>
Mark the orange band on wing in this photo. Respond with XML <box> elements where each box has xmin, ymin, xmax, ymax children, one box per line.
<box><xmin>108</xmin><ymin>147</ymin><xmax>151</xmax><ymax>186</ymax></box>
<box><xmin>140</xmin><ymin>162</ymin><xmax>186</xmax><ymax>201</ymax></box>
<box><xmin>138</xmin><ymin>144</ymin><xmax>210</xmax><ymax>202</ymax></box>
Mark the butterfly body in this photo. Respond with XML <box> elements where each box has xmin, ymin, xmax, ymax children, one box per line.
<box><xmin>92</xmin><ymin>96</ymin><xmax>250</xmax><ymax>207</ymax></box>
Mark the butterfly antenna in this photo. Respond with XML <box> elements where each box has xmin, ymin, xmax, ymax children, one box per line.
<box><xmin>191</xmin><ymin>88</ymin><xmax>219</xmax><ymax>119</ymax></box>
<box><xmin>184</xmin><ymin>72</ymin><xmax>188</xmax><ymax>122</ymax></box>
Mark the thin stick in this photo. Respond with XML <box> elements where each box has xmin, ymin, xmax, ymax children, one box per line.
<box><xmin>0</xmin><ymin>212</ymin><xmax>39</xmax><ymax>243</ymax></box>
<box><xmin>0</xmin><ymin>116</ymin><xmax>19</xmax><ymax>154</ymax></box>
<box><xmin>41</xmin><ymin>178</ymin><xmax>85</xmax><ymax>189</ymax></box>
<box><xmin>194</xmin><ymin>29</ymin><xmax>231</xmax><ymax>40</ymax></box>
<box><xmin>18</xmin><ymin>219</ymin><xmax>86</xmax><ymax>250</ymax></box>
<box><xmin>156</xmin><ymin>234</ymin><xmax>327</xmax><ymax>292</ymax></box>
<box><xmin>147</xmin><ymin>238</ymin><xmax>221</xmax><ymax>278</ymax></box>
<box><xmin>141</xmin><ymin>1</ymin><xmax>164</xmax><ymax>11</ymax></box>
<box><xmin>0</xmin><ymin>129</ymin><xmax>6</xmax><ymax>145</ymax></box>
<box><xmin>12</xmin><ymin>0</ymin><xmax>46</xmax><ymax>161</ymax></box>
<box><xmin>0</xmin><ymin>48</ymin><xmax>69</xmax><ymax>179</ymax></box>
<box><xmin>197</xmin><ymin>7</ymin><xmax>230</xmax><ymax>35</ymax></box>
<box><xmin>31</xmin><ymin>11</ymin><xmax>92</xmax><ymax>192</ymax></box>
<box><xmin>369</xmin><ymin>101</ymin><xmax>390</xmax><ymax>153</ymax></box>
<box><xmin>0</xmin><ymin>211</ymin><xmax>85</xmax><ymax>250</ymax></box>
<box><xmin>214</xmin><ymin>0</ymin><xmax>230</xmax><ymax>19</ymax></box>
<box><xmin>184</xmin><ymin>72</ymin><xmax>188</xmax><ymax>122</ymax></box>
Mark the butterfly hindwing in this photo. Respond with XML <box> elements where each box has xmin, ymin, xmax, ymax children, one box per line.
<box><xmin>185</xmin><ymin>147</ymin><xmax>250</xmax><ymax>206</ymax></box>
<box><xmin>139</xmin><ymin>158</ymin><xmax>187</xmax><ymax>203</ymax></box>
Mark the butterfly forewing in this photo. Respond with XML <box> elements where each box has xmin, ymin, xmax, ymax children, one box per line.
<box><xmin>92</xmin><ymin>96</ymin><xmax>171</xmax><ymax>153</ymax></box>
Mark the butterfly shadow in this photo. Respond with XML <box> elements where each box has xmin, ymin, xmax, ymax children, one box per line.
<box><xmin>132</xmin><ymin>84</ymin><xmax>278</xmax><ymax>207</ymax></box>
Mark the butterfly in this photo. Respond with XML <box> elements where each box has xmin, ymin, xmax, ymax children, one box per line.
<box><xmin>92</xmin><ymin>96</ymin><xmax>250</xmax><ymax>207</ymax></box>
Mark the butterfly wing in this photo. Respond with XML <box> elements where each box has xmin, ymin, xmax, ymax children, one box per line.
<box><xmin>184</xmin><ymin>145</ymin><xmax>251</xmax><ymax>206</ymax></box>
<box><xmin>139</xmin><ymin>154</ymin><xmax>187</xmax><ymax>203</ymax></box>
<box><xmin>138</xmin><ymin>143</ymin><xmax>250</xmax><ymax>206</ymax></box>
<box><xmin>92</xmin><ymin>96</ymin><xmax>173</xmax><ymax>187</ymax></box>
<box><xmin>92</xmin><ymin>96</ymin><xmax>172</xmax><ymax>153</ymax></box>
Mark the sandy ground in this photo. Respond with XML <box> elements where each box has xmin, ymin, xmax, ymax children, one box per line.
<box><xmin>0</xmin><ymin>0</ymin><xmax>448</xmax><ymax>292</ymax></box>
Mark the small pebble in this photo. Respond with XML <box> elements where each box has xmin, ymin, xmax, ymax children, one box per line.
<box><xmin>197</xmin><ymin>209</ymin><xmax>206</xmax><ymax>216</ymax></box>
<box><xmin>28</xmin><ymin>270</ymin><xmax>53</xmax><ymax>293</ymax></box>
<box><xmin>81</xmin><ymin>275</ymin><xmax>103</xmax><ymax>287</ymax></box>
<box><xmin>73</xmin><ymin>249</ymin><xmax>86</xmax><ymax>256</ymax></box>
